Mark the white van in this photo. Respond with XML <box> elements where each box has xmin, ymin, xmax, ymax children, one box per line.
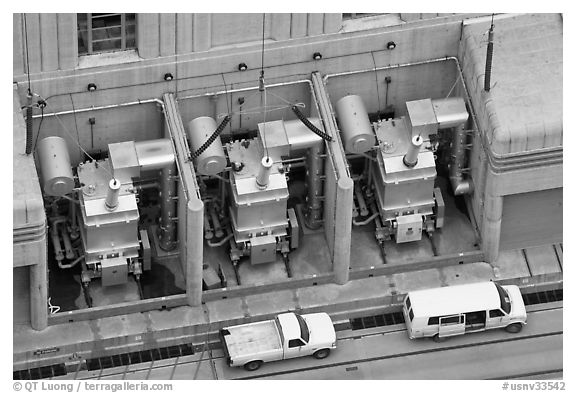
<box><xmin>403</xmin><ymin>281</ymin><xmax>527</xmax><ymax>342</ymax></box>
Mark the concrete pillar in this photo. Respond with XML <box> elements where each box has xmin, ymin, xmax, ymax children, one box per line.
<box><xmin>193</xmin><ymin>14</ymin><xmax>211</xmax><ymax>52</ymax></box>
<box><xmin>40</xmin><ymin>13</ymin><xmax>59</xmax><ymax>71</ymax></box>
<box><xmin>324</xmin><ymin>14</ymin><xmax>343</xmax><ymax>34</ymax></box>
<box><xmin>290</xmin><ymin>14</ymin><xmax>308</xmax><ymax>38</ymax></box>
<box><xmin>30</xmin><ymin>261</ymin><xmax>48</xmax><ymax>330</ymax></box>
<box><xmin>333</xmin><ymin>177</ymin><xmax>354</xmax><ymax>284</ymax></box>
<box><xmin>57</xmin><ymin>13</ymin><xmax>79</xmax><ymax>70</ymax></box>
<box><xmin>159</xmin><ymin>13</ymin><xmax>176</xmax><ymax>57</ymax></box>
<box><xmin>307</xmin><ymin>13</ymin><xmax>324</xmax><ymax>36</ymax></box>
<box><xmin>186</xmin><ymin>199</ymin><xmax>204</xmax><ymax>306</ymax></box>
<box><xmin>482</xmin><ymin>192</ymin><xmax>503</xmax><ymax>263</ymax></box>
<box><xmin>137</xmin><ymin>14</ymin><xmax>160</xmax><ymax>59</ymax></box>
<box><xmin>13</xmin><ymin>14</ymin><xmax>24</xmax><ymax>75</ymax></box>
<box><xmin>176</xmin><ymin>14</ymin><xmax>194</xmax><ymax>54</ymax></box>
<box><xmin>270</xmin><ymin>13</ymin><xmax>290</xmax><ymax>41</ymax></box>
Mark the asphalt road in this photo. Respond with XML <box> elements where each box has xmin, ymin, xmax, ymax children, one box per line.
<box><xmin>65</xmin><ymin>305</ymin><xmax>562</xmax><ymax>380</ymax></box>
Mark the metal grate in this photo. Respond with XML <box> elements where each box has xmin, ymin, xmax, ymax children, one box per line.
<box><xmin>86</xmin><ymin>343</ymin><xmax>194</xmax><ymax>371</ymax></box>
<box><xmin>13</xmin><ymin>364</ymin><xmax>66</xmax><ymax>380</ymax></box>
<box><xmin>350</xmin><ymin>312</ymin><xmax>405</xmax><ymax>330</ymax></box>
<box><xmin>522</xmin><ymin>289</ymin><xmax>563</xmax><ymax>306</ymax></box>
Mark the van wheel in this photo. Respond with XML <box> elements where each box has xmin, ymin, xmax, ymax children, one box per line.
<box><xmin>244</xmin><ymin>360</ymin><xmax>263</xmax><ymax>371</ymax></box>
<box><xmin>313</xmin><ymin>349</ymin><xmax>330</xmax><ymax>359</ymax></box>
<box><xmin>505</xmin><ymin>323</ymin><xmax>523</xmax><ymax>333</ymax></box>
<box><xmin>432</xmin><ymin>334</ymin><xmax>447</xmax><ymax>343</ymax></box>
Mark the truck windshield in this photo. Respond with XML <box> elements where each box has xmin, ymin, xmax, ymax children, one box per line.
<box><xmin>495</xmin><ymin>284</ymin><xmax>512</xmax><ymax>314</ymax></box>
<box><xmin>295</xmin><ymin>314</ymin><xmax>310</xmax><ymax>343</ymax></box>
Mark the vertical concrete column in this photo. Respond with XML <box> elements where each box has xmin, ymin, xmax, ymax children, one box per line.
<box><xmin>270</xmin><ymin>13</ymin><xmax>290</xmax><ymax>41</ymax></box>
<box><xmin>290</xmin><ymin>14</ymin><xmax>308</xmax><ymax>38</ymax></box>
<box><xmin>30</xmin><ymin>261</ymin><xmax>48</xmax><ymax>330</ymax></box>
<box><xmin>307</xmin><ymin>13</ymin><xmax>324</xmax><ymax>36</ymax></box>
<box><xmin>323</xmin><ymin>14</ymin><xmax>343</xmax><ymax>34</ymax></box>
<box><xmin>482</xmin><ymin>192</ymin><xmax>503</xmax><ymax>263</ymax></box>
<box><xmin>176</xmin><ymin>14</ymin><xmax>194</xmax><ymax>55</ymax></box>
<box><xmin>57</xmin><ymin>13</ymin><xmax>79</xmax><ymax>70</ymax></box>
<box><xmin>186</xmin><ymin>199</ymin><xmax>204</xmax><ymax>306</ymax></box>
<box><xmin>193</xmin><ymin>14</ymin><xmax>211</xmax><ymax>52</ymax></box>
<box><xmin>13</xmin><ymin>14</ymin><xmax>24</xmax><ymax>75</ymax></box>
<box><xmin>22</xmin><ymin>13</ymin><xmax>42</xmax><ymax>73</ymax></box>
<box><xmin>40</xmin><ymin>13</ymin><xmax>59</xmax><ymax>71</ymax></box>
<box><xmin>137</xmin><ymin>14</ymin><xmax>160</xmax><ymax>59</ymax></box>
<box><xmin>334</xmin><ymin>177</ymin><xmax>353</xmax><ymax>284</ymax></box>
<box><xmin>159</xmin><ymin>13</ymin><xmax>176</xmax><ymax>57</ymax></box>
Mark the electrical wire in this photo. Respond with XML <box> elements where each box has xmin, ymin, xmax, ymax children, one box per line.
<box><xmin>36</xmin><ymin>93</ymin><xmax>116</xmax><ymax>181</ymax></box>
<box><xmin>23</xmin><ymin>14</ymin><xmax>31</xmax><ymax>94</ymax></box>
<box><xmin>370</xmin><ymin>51</ymin><xmax>382</xmax><ymax>120</ymax></box>
<box><xmin>33</xmin><ymin>106</ymin><xmax>44</xmax><ymax>151</ymax></box>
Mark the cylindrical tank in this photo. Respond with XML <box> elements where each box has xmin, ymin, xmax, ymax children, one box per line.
<box><xmin>187</xmin><ymin>117</ymin><xmax>227</xmax><ymax>175</ymax></box>
<box><xmin>36</xmin><ymin>136</ymin><xmax>74</xmax><ymax>196</ymax></box>
<box><xmin>256</xmin><ymin>156</ymin><xmax>273</xmax><ymax>189</ymax></box>
<box><xmin>105</xmin><ymin>179</ymin><xmax>121</xmax><ymax>210</ymax></box>
<box><xmin>403</xmin><ymin>135</ymin><xmax>423</xmax><ymax>167</ymax></box>
<box><xmin>334</xmin><ymin>95</ymin><xmax>375</xmax><ymax>154</ymax></box>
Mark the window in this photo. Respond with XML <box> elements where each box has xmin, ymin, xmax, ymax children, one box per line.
<box><xmin>295</xmin><ymin>314</ymin><xmax>310</xmax><ymax>343</ymax></box>
<box><xmin>405</xmin><ymin>296</ymin><xmax>411</xmax><ymax>310</ymax></box>
<box><xmin>440</xmin><ymin>315</ymin><xmax>461</xmax><ymax>325</ymax></box>
<box><xmin>489</xmin><ymin>309</ymin><xmax>505</xmax><ymax>318</ymax></box>
<box><xmin>428</xmin><ymin>317</ymin><xmax>439</xmax><ymax>325</ymax></box>
<box><xmin>342</xmin><ymin>13</ymin><xmax>385</xmax><ymax>20</ymax></box>
<box><xmin>495</xmin><ymin>284</ymin><xmax>512</xmax><ymax>314</ymax></box>
<box><xmin>408</xmin><ymin>308</ymin><xmax>414</xmax><ymax>321</ymax></box>
<box><xmin>288</xmin><ymin>339</ymin><xmax>305</xmax><ymax>348</ymax></box>
<box><xmin>78</xmin><ymin>13</ymin><xmax>136</xmax><ymax>55</ymax></box>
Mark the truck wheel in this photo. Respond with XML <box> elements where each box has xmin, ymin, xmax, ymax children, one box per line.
<box><xmin>432</xmin><ymin>334</ymin><xmax>447</xmax><ymax>343</ymax></box>
<box><xmin>313</xmin><ymin>349</ymin><xmax>330</xmax><ymax>359</ymax></box>
<box><xmin>505</xmin><ymin>323</ymin><xmax>523</xmax><ymax>333</ymax></box>
<box><xmin>244</xmin><ymin>360</ymin><xmax>263</xmax><ymax>371</ymax></box>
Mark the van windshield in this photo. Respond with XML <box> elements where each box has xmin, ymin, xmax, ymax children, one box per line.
<box><xmin>495</xmin><ymin>284</ymin><xmax>511</xmax><ymax>314</ymax></box>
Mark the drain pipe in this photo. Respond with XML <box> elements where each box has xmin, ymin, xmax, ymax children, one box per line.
<box><xmin>134</xmin><ymin>139</ymin><xmax>178</xmax><ymax>251</ymax></box>
<box><xmin>449</xmin><ymin>124</ymin><xmax>473</xmax><ymax>195</ymax></box>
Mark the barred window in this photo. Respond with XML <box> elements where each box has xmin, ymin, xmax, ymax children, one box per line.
<box><xmin>78</xmin><ymin>13</ymin><xmax>136</xmax><ymax>55</ymax></box>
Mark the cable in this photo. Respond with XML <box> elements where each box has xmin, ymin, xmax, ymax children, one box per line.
<box><xmin>69</xmin><ymin>94</ymin><xmax>82</xmax><ymax>159</ymax></box>
<box><xmin>260</xmin><ymin>13</ymin><xmax>269</xmax><ymax>158</ymax></box>
<box><xmin>220</xmin><ymin>72</ymin><xmax>232</xmax><ymax>137</ymax></box>
<box><xmin>291</xmin><ymin>105</ymin><xmax>333</xmax><ymax>142</ymax></box>
<box><xmin>484</xmin><ymin>14</ymin><xmax>495</xmax><ymax>92</ymax></box>
<box><xmin>37</xmin><ymin>94</ymin><xmax>116</xmax><ymax>181</ymax></box>
<box><xmin>32</xmin><ymin>106</ymin><xmax>44</xmax><ymax>151</ymax></box>
<box><xmin>370</xmin><ymin>51</ymin><xmax>382</xmax><ymax>120</ymax></box>
<box><xmin>23</xmin><ymin>14</ymin><xmax>34</xmax><ymax>155</ymax></box>
<box><xmin>191</xmin><ymin>115</ymin><xmax>231</xmax><ymax>160</ymax></box>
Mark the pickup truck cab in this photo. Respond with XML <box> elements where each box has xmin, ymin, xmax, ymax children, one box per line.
<box><xmin>220</xmin><ymin>312</ymin><xmax>336</xmax><ymax>371</ymax></box>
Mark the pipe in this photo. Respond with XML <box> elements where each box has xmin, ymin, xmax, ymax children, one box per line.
<box><xmin>32</xmin><ymin>98</ymin><xmax>166</xmax><ymax>119</ymax></box>
<box><xmin>58</xmin><ymin>255</ymin><xmax>84</xmax><ymax>269</ymax></box>
<box><xmin>25</xmin><ymin>92</ymin><xmax>33</xmax><ymax>154</ymax></box>
<box><xmin>50</xmin><ymin>224</ymin><xmax>64</xmax><ymax>262</ymax></box>
<box><xmin>134</xmin><ymin>139</ymin><xmax>178</xmax><ymax>251</ymax></box>
<box><xmin>204</xmin><ymin>214</ymin><xmax>214</xmax><ymax>240</ymax></box>
<box><xmin>352</xmin><ymin>212</ymin><xmax>379</xmax><ymax>226</ymax></box>
<box><xmin>69</xmin><ymin>196</ymin><xmax>79</xmax><ymax>240</ymax></box>
<box><xmin>207</xmin><ymin>233</ymin><xmax>234</xmax><ymax>248</ymax></box>
<box><xmin>305</xmin><ymin>143</ymin><xmax>325</xmax><ymax>229</ymax></box>
<box><xmin>450</xmin><ymin>124</ymin><xmax>474</xmax><ymax>195</ymax></box>
<box><xmin>134</xmin><ymin>181</ymin><xmax>160</xmax><ymax>193</ymax></box>
<box><xmin>61</xmin><ymin>226</ymin><xmax>75</xmax><ymax>260</ymax></box>
<box><xmin>209</xmin><ymin>206</ymin><xmax>224</xmax><ymax>238</ymax></box>
<box><xmin>354</xmin><ymin>184</ymin><xmax>369</xmax><ymax>216</ymax></box>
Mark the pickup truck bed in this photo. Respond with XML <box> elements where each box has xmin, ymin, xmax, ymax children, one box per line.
<box><xmin>221</xmin><ymin>320</ymin><xmax>282</xmax><ymax>361</ymax></box>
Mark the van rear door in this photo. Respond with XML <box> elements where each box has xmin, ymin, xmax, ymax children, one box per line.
<box><xmin>438</xmin><ymin>314</ymin><xmax>465</xmax><ymax>337</ymax></box>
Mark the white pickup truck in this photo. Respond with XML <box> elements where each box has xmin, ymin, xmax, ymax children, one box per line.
<box><xmin>220</xmin><ymin>312</ymin><xmax>337</xmax><ymax>371</ymax></box>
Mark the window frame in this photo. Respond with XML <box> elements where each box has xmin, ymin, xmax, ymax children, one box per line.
<box><xmin>78</xmin><ymin>13</ymin><xmax>136</xmax><ymax>55</ymax></box>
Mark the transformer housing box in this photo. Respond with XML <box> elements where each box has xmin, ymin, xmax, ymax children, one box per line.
<box><xmin>101</xmin><ymin>256</ymin><xmax>129</xmax><ymax>286</ymax></box>
<box><xmin>406</xmin><ymin>99</ymin><xmax>438</xmax><ymax>139</ymax></box>
<box><xmin>396</xmin><ymin>214</ymin><xmax>423</xmax><ymax>243</ymax></box>
<box><xmin>250</xmin><ymin>234</ymin><xmax>278</xmax><ymax>264</ymax></box>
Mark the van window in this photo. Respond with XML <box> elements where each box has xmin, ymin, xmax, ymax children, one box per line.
<box><xmin>495</xmin><ymin>284</ymin><xmax>511</xmax><ymax>314</ymax></box>
<box><xmin>489</xmin><ymin>309</ymin><xmax>504</xmax><ymax>318</ymax></box>
<box><xmin>428</xmin><ymin>317</ymin><xmax>439</xmax><ymax>325</ymax></box>
<box><xmin>440</xmin><ymin>315</ymin><xmax>461</xmax><ymax>325</ymax></box>
<box><xmin>409</xmin><ymin>308</ymin><xmax>414</xmax><ymax>321</ymax></box>
<box><xmin>405</xmin><ymin>296</ymin><xmax>411</xmax><ymax>310</ymax></box>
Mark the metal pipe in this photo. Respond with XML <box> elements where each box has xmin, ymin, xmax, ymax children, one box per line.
<box><xmin>58</xmin><ymin>255</ymin><xmax>84</xmax><ymax>269</ymax></box>
<box><xmin>69</xmin><ymin>196</ymin><xmax>79</xmax><ymax>240</ymax></box>
<box><xmin>177</xmin><ymin>79</ymin><xmax>313</xmax><ymax>102</ymax></box>
<box><xmin>60</xmin><ymin>225</ymin><xmax>75</xmax><ymax>260</ymax></box>
<box><xmin>31</xmin><ymin>98</ymin><xmax>165</xmax><ymax>119</ymax></box>
<box><xmin>50</xmin><ymin>224</ymin><xmax>64</xmax><ymax>262</ymax></box>
<box><xmin>209</xmin><ymin>206</ymin><xmax>224</xmax><ymax>238</ymax></box>
<box><xmin>134</xmin><ymin>138</ymin><xmax>178</xmax><ymax>251</ymax></box>
<box><xmin>352</xmin><ymin>212</ymin><xmax>379</xmax><ymax>226</ymax></box>
<box><xmin>305</xmin><ymin>143</ymin><xmax>325</xmax><ymax>229</ymax></box>
<box><xmin>450</xmin><ymin>124</ymin><xmax>473</xmax><ymax>195</ymax></box>
<box><xmin>354</xmin><ymin>184</ymin><xmax>369</xmax><ymax>216</ymax></box>
<box><xmin>204</xmin><ymin>214</ymin><xmax>214</xmax><ymax>240</ymax></box>
<box><xmin>134</xmin><ymin>181</ymin><xmax>160</xmax><ymax>193</ymax></box>
<box><xmin>207</xmin><ymin>233</ymin><xmax>234</xmax><ymax>248</ymax></box>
